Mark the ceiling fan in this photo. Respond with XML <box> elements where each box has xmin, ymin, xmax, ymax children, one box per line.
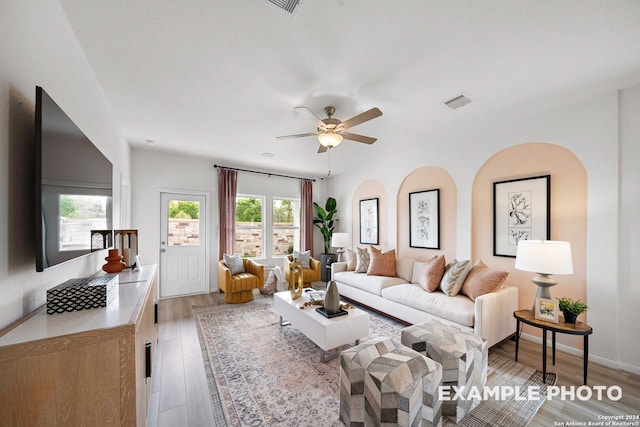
<box><xmin>276</xmin><ymin>106</ymin><xmax>383</xmax><ymax>153</ymax></box>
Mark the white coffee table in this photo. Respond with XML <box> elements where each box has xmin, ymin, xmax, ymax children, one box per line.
<box><xmin>273</xmin><ymin>290</ymin><xmax>370</xmax><ymax>362</ymax></box>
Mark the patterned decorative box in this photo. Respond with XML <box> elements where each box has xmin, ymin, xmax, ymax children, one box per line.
<box><xmin>46</xmin><ymin>275</ymin><xmax>119</xmax><ymax>315</ymax></box>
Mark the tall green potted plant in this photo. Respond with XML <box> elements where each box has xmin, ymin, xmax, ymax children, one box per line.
<box><xmin>313</xmin><ymin>197</ymin><xmax>337</xmax><ymax>254</ymax></box>
<box><xmin>313</xmin><ymin>197</ymin><xmax>337</xmax><ymax>282</ymax></box>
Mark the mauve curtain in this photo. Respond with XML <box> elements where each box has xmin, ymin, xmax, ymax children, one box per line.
<box><xmin>300</xmin><ymin>179</ymin><xmax>314</xmax><ymax>253</ymax></box>
<box><xmin>218</xmin><ymin>168</ymin><xmax>238</xmax><ymax>260</ymax></box>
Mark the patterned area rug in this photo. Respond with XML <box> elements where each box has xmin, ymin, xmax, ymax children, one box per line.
<box><xmin>195</xmin><ymin>302</ymin><xmax>555</xmax><ymax>426</ymax></box>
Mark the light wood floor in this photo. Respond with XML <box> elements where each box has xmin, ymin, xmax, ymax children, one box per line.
<box><xmin>147</xmin><ymin>291</ymin><xmax>640</xmax><ymax>426</ymax></box>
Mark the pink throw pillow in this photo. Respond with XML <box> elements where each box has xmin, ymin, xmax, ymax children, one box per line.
<box><xmin>367</xmin><ymin>246</ymin><xmax>397</xmax><ymax>277</ymax></box>
<box><xmin>419</xmin><ymin>255</ymin><xmax>446</xmax><ymax>292</ymax></box>
<box><xmin>461</xmin><ymin>259</ymin><xmax>509</xmax><ymax>301</ymax></box>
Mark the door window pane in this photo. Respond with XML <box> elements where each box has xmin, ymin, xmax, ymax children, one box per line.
<box><xmin>235</xmin><ymin>196</ymin><xmax>264</xmax><ymax>257</ymax></box>
<box><xmin>167</xmin><ymin>200</ymin><xmax>200</xmax><ymax>246</ymax></box>
<box><xmin>272</xmin><ymin>198</ymin><xmax>300</xmax><ymax>256</ymax></box>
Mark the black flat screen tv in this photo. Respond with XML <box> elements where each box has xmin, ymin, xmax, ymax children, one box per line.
<box><xmin>35</xmin><ymin>86</ymin><xmax>113</xmax><ymax>272</ymax></box>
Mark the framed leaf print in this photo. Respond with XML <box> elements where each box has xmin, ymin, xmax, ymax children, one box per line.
<box><xmin>409</xmin><ymin>189</ymin><xmax>440</xmax><ymax>249</ymax></box>
<box><xmin>493</xmin><ymin>175</ymin><xmax>550</xmax><ymax>257</ymax></box>
<box><xmin>359</xmin><ymin>198</ymin><xmax>379</xmax><ymax>245</ymax></box>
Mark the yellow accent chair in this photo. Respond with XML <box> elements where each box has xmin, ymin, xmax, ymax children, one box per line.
<box><xmin>284</xmin><ymin>254</ymin><xmax>321</xmax><ymax>288</ymax></box>
<box><xmin>218</xmin><ymin>258</ymin><xmax>264</xmax><ymax>303</ymax></box>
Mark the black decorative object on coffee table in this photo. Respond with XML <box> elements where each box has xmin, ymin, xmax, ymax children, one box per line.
<box><xmin>315</xmin><ymin>307</ymin><xmax>348</xmax><ymax>318</ymax></box>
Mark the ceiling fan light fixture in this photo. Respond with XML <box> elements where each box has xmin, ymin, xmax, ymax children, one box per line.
<box><xmin>318</xmin><ymin>131</ymin><xmax>343</xmax><ymax>148</ymax></box>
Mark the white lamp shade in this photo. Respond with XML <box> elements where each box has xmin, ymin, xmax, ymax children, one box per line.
<box><xmin>515</xmin><ymin>240</ymin><xmax>573</xmax><ymax>275</ymax></box>
<box><xmin>331</xmin><ymin>232</ymin><xmax>350</xmax><ymax>248</ymax></box>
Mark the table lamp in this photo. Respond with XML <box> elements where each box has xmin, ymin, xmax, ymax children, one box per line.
<box><xmin>515</xmin><ymin>240</ymin><xmax>573</xmax><ymax>312</ymax></box>
<box><xmin>331</xmin><ymin>233</ymin><xmax>351</xmax><ymax>262</ymax></box>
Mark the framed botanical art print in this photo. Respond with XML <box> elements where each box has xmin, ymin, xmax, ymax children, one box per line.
<box><xmin>493</xmin><ymin>175</ymin><xmax>550</xmax><ymax>257</ymax></box>
<box><xmin>535</xmin><ymin>297</ymin><xmax>559</xmax><ymax>323</ymax></box>
<box><xmin>359</xmin><ymin>198</ymin><xmax>379</xmax><ymax>245</ymax></box>
<box><xmin>409</xmin><ymin>189</ymin><xmax>440</xmax><ymax>249</ymax></box>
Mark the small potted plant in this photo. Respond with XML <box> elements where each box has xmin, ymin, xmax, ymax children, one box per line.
<box><xmin>558</xmin><ymin>297</ymin><xmax>588</xmax><ymax>324</ymax></box>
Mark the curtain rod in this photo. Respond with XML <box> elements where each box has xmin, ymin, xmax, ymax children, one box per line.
<box><xmin>213</xmin><ymin>164</ymin><xmax>316</xmax><ymax>182</ymax></box>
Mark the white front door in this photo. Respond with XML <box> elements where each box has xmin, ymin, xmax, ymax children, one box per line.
<box><xmin>160</xmin><ymin>192</ymin><xmax>208</xmax><ymax>298</ymax></box>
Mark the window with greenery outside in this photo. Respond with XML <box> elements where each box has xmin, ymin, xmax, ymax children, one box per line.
<box><xmin>273</xmin><ymin>198</ymin><xmax>300</xmax><ymax>256</ymax></box>
<box><xmin>235</xmin><ymin>196</ymin><xmax>264</xmax><ymax>257</ymax></box>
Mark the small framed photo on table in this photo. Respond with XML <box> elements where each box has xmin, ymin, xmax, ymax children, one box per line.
<box><xmin>534</xmin><ymin>297</ymin><xmax>559</xmax><ymax>323</ymax></box>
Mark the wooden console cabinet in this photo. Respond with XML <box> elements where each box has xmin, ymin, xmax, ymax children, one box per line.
<box><xmin>0</xmin><ymin>265</ymin><xmax>158</xmax><ymax>426</ymax></box>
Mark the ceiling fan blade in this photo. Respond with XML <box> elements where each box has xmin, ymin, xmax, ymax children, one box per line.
<box><xmin>317</xmin><ymin>144</ymin><xmax>328</xmax><ymax>154</ymax></box>
<box><xmin>339</xmin><ymin>107</ymin><xmax>383</xmax><ymax>130</ymax></box>
<box><xmin>275</xmin><ymin>132</ymin><xmax>318</xmax><ymax>140</ymax></box>
<box><xmin>294</xmin><ymin>106</ymin><xmax>324</xmax><ymax>127</ymax></box>
<box><xmin>340</xmin><ymin>132</ymin><xmax>377</xmax><ymax>144</ymax></box>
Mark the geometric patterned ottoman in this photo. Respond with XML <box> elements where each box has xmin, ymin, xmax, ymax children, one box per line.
<box><xmin>401</xmin><ymin>320</ymin><xmax>488</xmax><ymax>423</ymax></box>
<box><xmin>340</xmin><ymin>337</ymin><xmax>402</xmax><ymax>426</ymax></box>
<box><xmin>364</xmin><ymin>346</ymin><xmax>442</xmax><ymax>427</ymax></box>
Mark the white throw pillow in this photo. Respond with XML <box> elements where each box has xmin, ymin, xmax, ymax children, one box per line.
<box><xmin>223</xmin><ymin>253</ymin><xmax>245</xmax><ymax>275</ymax></box>
<box><xmin>293</xmin><ymin>250</ymin><xmax>311</xmax><ymax>268</ymax></box>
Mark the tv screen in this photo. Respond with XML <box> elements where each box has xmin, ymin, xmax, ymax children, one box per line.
<box><xmin>35</xmin><ymin>86</ymin><xmax>113</xmax><ymax>272</ymax></box>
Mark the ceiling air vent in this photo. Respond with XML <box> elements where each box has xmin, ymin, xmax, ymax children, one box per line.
<box><xmin>443</xmin><ymin>93</ymin><xmax>472</xmax><ymax>110</ymax></box>
<box><xmin>267</xmin><ymin>0</ymin><xmax>300</xmax><ymax>13</ymax></box>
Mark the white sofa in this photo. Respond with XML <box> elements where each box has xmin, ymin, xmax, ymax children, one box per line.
<box><xmin>331</xmin><ymin>257</ymin><xmax>518</xmax><ymax>347</ymax></box>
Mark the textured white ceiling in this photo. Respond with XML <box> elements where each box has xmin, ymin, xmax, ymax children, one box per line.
<box><xmin>59</xmin><ymin>0</ymin><xmax>640</xmax><ymax>176</ymax></box>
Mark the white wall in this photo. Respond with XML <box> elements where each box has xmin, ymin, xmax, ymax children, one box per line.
<box><xmin>331</xmin><ymin>89</ymin><xmax>639</xmax><ymax>373</ymax></box>
<box><xmin>0</xmin><ymin>0</ymin><xmax>130</xmax><ymax>329</ymax></box>
<box><xmin>617</xmin><ymin>84</ymin><xmax>640</xmax><ymax>372</ymax></box>
<box><xmin>131</xmin><ymin>148</ymin><xmax>328</xmax><ymax>293</ymax></box>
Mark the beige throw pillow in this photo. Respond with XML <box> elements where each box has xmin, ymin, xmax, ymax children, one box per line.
<box><xmin>367</xmin><ymin>246</ymin><xmax>397</xmax><ymax>277</ymax></box>
<box><xmin>345</xmin><ymin>248</ymin><xmax>357</xmax><ymax>271</ymax></box>
<box><xmin>418</xmin><ymin>255</ymin><xmax>446</xmax><ymax>292</ymax></box>
<box><xmin>440</xmin><ymin>259</ymin><xmax>471</xmax><ymax>296</ymax></box>
<box><xmin>461</xmin><ymin>259</ymin><xmax>509</xmax><ymax>301</ymax></box>
<box><xmin>355</xmin><ymin>247</ymin><xmax>370</xmax><ymax>273</ymax></box>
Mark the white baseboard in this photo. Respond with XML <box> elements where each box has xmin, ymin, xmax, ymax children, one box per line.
<box><xmin>520</xmin><ymin>332</ymin><xmax>583</xmax><ymax>357</ymax></box>
<box><xmin>618</xmin><ymin>361</ymin><xmax>640</xmax><ymax>376</ymax></box>
<box><xmin>519</xmin><ymin>333</ymin><xmax>640</xmax><ymax>375</ymax></box>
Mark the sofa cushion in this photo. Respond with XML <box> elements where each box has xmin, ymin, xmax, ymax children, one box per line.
<box><xmin>461</xmin><ymin>259</ymin><xmax>509</xmax><ymax>301</ymax></box>
<box><xmin>395</xmin><ymin>257</ymin><xmax>415</xmax><ymax>283</ymax></box>
<box><xmin>334</xmin><ymin>271</ymin><xmax>408</xmax><ymax>296</ymax></box>
<box><xmin>223</xmin><ymin>253</ymin><xmax>245</xmax><ymax>275</ymax></box>
<box><xmin>440</xmin><ymin>259</ymin><xmax>471</xmax><ymax>297</ymax></box>
<box><xmin>367</xmin><ymin>247</ymin><xmax>397</xmax><ymax>277</ymax></box>
<box><xmin>355</xmin><ymin>247</ymin><xmax>370</xmax><ymax>273</ymax></box>
<box><xmin>382</xmin><ymin>284</ymin><xmax>475</xmax><ymax>327</ymax></box>
<box><xmin>418</xmin><ymin>255</ymin><xmax>446</xmax><ymax>292</ymax></box>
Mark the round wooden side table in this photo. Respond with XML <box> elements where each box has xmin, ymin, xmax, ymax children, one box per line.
<box><xmin>513</xmin><ymin>309</ymin><xmax>593</xmax><ymax>385</ymax></box>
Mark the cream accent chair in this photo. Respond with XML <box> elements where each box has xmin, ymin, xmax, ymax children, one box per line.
<box><xmin>218</xmin><ymin>258</ymin><xmax>264</xmax><ymax>303</ymax></box>
<box><xmin>284</xmin><ymin>254</ymin><xmax>321</xmax><ymax>288</ymax></box>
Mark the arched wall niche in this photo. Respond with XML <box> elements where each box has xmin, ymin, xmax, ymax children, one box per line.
<box><xmin>350</xmin><ymin>180</ymin><xmax>388</xmax><ymax>251</ymax></box>
<box><xmin>396</xmin><ymin>166</ymin><xmax>457</xmax><ymax>261</ymax></box>
<box><xmin>472</xmin><ymin>142</ymin><xmax>587</xmax><ymax>348</ymax></box>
